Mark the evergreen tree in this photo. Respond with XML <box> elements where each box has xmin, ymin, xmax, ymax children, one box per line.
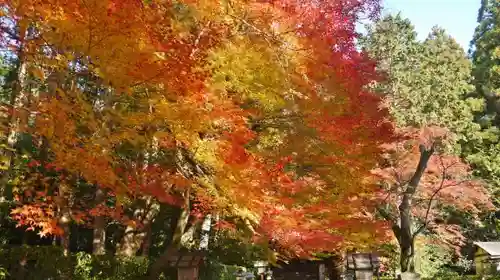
<box><xmin>465</xmin><ymin>0</ymin><xmax>500</xmax><ymax>193</ymax></box>
<box><xmin>359</xmin><ymin>15</ymin><xmax>482</xmax><ymax>145</ymax></box>
<box><xmin>360</xmin><ymin>13</ymin><xmax>500</xmax><ymax>273</ymax></box>
<box><xmin>470</xmin><ymin>0</ymin><xmax>500</xmax><ymax>112</ymax></box>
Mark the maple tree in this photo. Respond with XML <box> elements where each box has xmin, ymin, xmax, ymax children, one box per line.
<box><xmin>0</xmin><ymin>0</ymin><xmax>398</xmax><ymax>277</ymax></box>
<box><xmin>359</xmin><ymin>13</ymin><xmax>500</xmax><ymax>276</ymax></box>
<box><xmin>372</xmin><ymin>126</ymin><xmax>493</xmax><ymax>273</ymax></box>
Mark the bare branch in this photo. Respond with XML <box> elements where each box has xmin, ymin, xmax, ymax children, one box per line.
<box><xmin>190</xmin><ymin>21</ymin><xmax>212</xmax><ymax>59</ymax></box>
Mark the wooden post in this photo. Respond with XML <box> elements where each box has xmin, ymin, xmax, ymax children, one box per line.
<box><xmin>319</xmin><ymin>263</ymin><xmax>326</xmax><ymax>280</ymax></box>
<box><xmin>165</xmin><ymin>251</ymin><xmax>205</xmax><ymax>280</ymax></box>
<box><xmin>347</xmin><ymin>253</ymin><xmax>379</xmax><ymax>280</ymax></box>
<box><xmin>178</xmin><ymin>267</ymin><xmax>199</xmax><ymax>280</ymax></box>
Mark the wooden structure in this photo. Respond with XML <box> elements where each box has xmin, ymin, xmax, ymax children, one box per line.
<box><xmin>271</xmin><ymin>257</ymin><xmax>341</xmax><ymax>280</ymax></box>
<box><xmin>165</xmin><ymin>250</ymin><xmax>206</xmax><ymax>280</ymax></box>
<box><xmin>345</xmin><ymin>253</ymin><xmax>380</xmax><ymax>280</ymax></box>
<box><xmin>474</xmin><ymin>242</ymin><xmax>500</xmax><ymax>277</ymax></box>
<box><xmin>235</xmin><ymin>268</ymin><xmax>256</xmax><ymax>280</ymax></box>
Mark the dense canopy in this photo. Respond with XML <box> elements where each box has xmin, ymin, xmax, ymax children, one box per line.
<box><xmin>0</xmin><ymin>0</ymin><xmax>395</xmax><ymax>261</ymax></box>
<box><xmin>0</xmin><ymin>0</ymin><xmax>497</xmax><ymax>279</ymax></box>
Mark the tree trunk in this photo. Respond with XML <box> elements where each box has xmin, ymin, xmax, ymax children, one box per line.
<box><xmin>60</xmin><ymin>220</ymin><xmax>70</xmax><ymax>256</ymax></box>
<box><xmin>198</xmin><ymin>214</ymin><xmax>211</xmax><ymax>250</ymax></box>
<box><xmin>397</xmin><ymin>144</ymin><xmax>434</xmax><ymax>273</ymax></box>
<box><xmin>399</xmin><ymin>190</ymin><xmax>415</xmax><ymax>273</ymax></box>
<box><xmin>141</xmin><ymin>224</ymin><xmax>153</xmax><ymax>257</ymax></box>
<box><xmin>57</xmin><ymin>181</ymin><xmax>72</xmax><ymax>256</ymax></box>
<box><xmin>0</xmin><ymin>43</ymin><xmax>28</xmax><ymax>199</ymax></box>
<box><xmin>93</xmin><ymin>188</ymin><xmax>107</xmax><ymax>255</ymax></box>
<box><xmin>399</xmin><ymin>239</ymin><xmax>415</xmax><ymax>273</ymax></box>
<box><xmin>117</xmin><ymin>216</ymin><xmax>144</xmax><ymax>257</ymax></box>
<box><xmin>117</xmin><ymin>197</ymin><xmax>159</xmax><ymax>257</ymax></box>
<box><xmin>92</xmin><ymin>217</ymin><xmax>106</xmax><ymax>255</ymax></box>
<box><xmin>42</xmin><ymin>68</ymin><xmax>70</xmax><ymax>256</ymax></box>
<box><xmin>180</xmin><ymin>222</ymin><xmax>196</xmax><ymax>248</ymax></box>
<box><xmin>148</xmin><ymin>189</ymin><xmax>191</xmax><ymax>280</ymax></box>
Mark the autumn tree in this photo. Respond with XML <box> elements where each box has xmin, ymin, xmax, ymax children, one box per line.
<box><xmin>372</xmin><ymin>127</ymin><xmax>492</xmax><ymax>273</ymax></box>
<box><xmin>0</xmin><ymin>0</ymin><xmax>396</xmax><ymax>278</ymax></box>
<box><xmin>359</xmin><ymin>13</ymin><xmax>496</xmax><ymax>275</ymax></box>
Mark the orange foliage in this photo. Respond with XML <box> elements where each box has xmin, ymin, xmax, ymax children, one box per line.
<box><xmin>0</xmin><ymin>0</ymin><xmax>396</xmax><ymax>257</ymax></box>
<box><xmin>372</xmin><ymin>127</ymin><xmax>493</xmax><ymax>251</ymax></box>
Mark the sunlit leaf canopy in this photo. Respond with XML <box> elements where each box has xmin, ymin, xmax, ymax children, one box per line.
<box><xmin>0</xmin><ymin>0</ymin><xmax>395</xmax><ymax>257</ymax></box>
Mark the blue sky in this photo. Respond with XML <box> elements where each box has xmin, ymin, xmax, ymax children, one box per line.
<box><xmin>366</xmin><ymin>0</ymin><xmax>481</xmax><ymax>51</ymax></box>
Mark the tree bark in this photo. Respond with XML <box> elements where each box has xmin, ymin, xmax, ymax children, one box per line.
<box><xmin>117</xmin><ymin>214</ymin><xmax>144</xmax><ymax>257</ymax></box>
<box><xmin>42</xmin><ymin>68</ymin><xmax>70</xmax><ymax>256</ymax></box>
<box><xmin>198</xmin><ymin>214</ymin><xmax>212</xmax><ymax>250</ymax></box>
<box><xmin>0</xmin><ymin>42</ymin><xmax>28</xmax><ymax>199</ymax></box>
<box><xmin>93</xmin><ymin>188</ymin><xmax>107</xmax><ymax>255</ymax></box>
<box><xmin>147</xmin><ymin>188</ymin><xmax>191</xmax><ymax>280</ymax></box>
<box><xmin>397</xmin><ymin>144</ymin><xmax>434</xmax><ymax>273</ymax></box>
<box><xmin>141</xmin><ymin>224</ymin><xmax>153</xmax><ymax>257</ymax></box>
<box><xmin>180</xmin><ymin>222</ymin><xmax>196</xmax><ymax>248</ymax></box>
<box><xmin>117</xmin><ymin>197</ymin><xmax>160</xmax><ymax>257</ymax></box>
<box><xmin>57</xmin><ymin>180</ymin><xmax>72</xmax><ymax>256</ymax></box>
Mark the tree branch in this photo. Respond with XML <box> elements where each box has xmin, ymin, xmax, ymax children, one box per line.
<box><xmin>411</xmin><ymin>156</ymin><xmax>470</xmax><ymax>240</ymax></box>
<box><xmin>407</xmin><ymin>144</ymin><xmax>435</xmax><ymax>192</ymax></box>
<box><xmin>412</xmin><ymin>155</ymin><xmax>447</xmax><ymax>239</ymax></box>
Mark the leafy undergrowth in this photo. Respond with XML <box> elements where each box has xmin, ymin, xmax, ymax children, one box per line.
<box><xmin>0</xmin><ymin>246</ymin><xmax>149</xmax><ymax>280</ymax></box>
<box><xmin>0</xmin><ymin>245</ymin><xmax>244</xmax><ymax>280</ymax></box>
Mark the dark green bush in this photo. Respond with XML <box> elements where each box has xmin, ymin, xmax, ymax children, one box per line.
<box><xmin>0</xmin><ymin>246</ymin><xmax>249</xmax><ymax>280</ymax></box>
<box><xmin>198</xmin><ymin>260</ymin><xmax>243</xmax><ymax>280</ymax></box>
<box><xmin>0</xmin><ymin>246</ymin><xmax>149</xmax><ymax>280</ymax></box>
<box><xmin>423</xmin><ymin>274</ymin><xmax>500</xmax><ymax>280</ymax></box>
<box><xmin>382</xmin><ymin>273</ymin><xmax>500</xmax><ymax>280</ymax></box>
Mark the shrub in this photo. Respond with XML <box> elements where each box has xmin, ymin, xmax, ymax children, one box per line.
<box><xmin>0</xmin><ymin>246</ymin><xmax>149</xmax><ymax>280</ymax></box>
<box><xmin>0</xmin><ymin>246</ymin><xmax>251</xmax><ymax>280</ymax></box>
<box><xmin>199</xmin><ymin>260</ymin><xmax>246</xmax><ymax>280</ymax></box>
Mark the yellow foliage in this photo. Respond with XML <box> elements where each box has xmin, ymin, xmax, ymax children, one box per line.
<box><xmin>207</xmin><ymin>38</ymin><xmax>289</xmax><ymax>111</ymax></box>
<box><xmin>1</xmin><ymin>0</ymin><xmax>394</xmax><ymax>257</ymax></box>
<box><xmin>30</xmin><ymin>67</ymin><xmax>45</xmax><ymax>80</ymax></box>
